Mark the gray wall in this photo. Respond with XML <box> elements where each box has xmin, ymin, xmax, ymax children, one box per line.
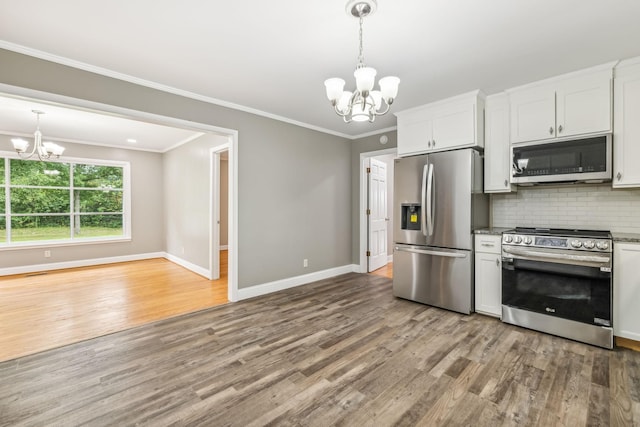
<box><xmin>0</xmin><ymin>49</ymin><xmax>352</xmax><ymax>289</ymax></box>
<box><xmin>0</xmin><ymin>135</ymin><xmax>164</xmax><ymax>268</ymax></box>
<box><xmin>163</xmin><ymin>133</ymin><xmax>229</xmax><ymax>269</ymax></box>
<box><xmin>350</xmin><ymin>131</ymin><xmax>398</xmax><ymax>264</ymax></box>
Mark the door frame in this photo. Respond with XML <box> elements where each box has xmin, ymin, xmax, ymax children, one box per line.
<box><xmin>210</xmin><ymin>144</ymin><xmax>230</xmax><ymax>281</ymax></box>
<box><xmin>359</xmin><ymin>147</ymin><xmax>397</xmax><ymax>273</ymax></box>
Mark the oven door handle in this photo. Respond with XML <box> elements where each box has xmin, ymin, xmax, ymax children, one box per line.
<box><xmin>502</xmin><ymin>246</ymin><xmax>610</xmax><ymax>264</ymax></box>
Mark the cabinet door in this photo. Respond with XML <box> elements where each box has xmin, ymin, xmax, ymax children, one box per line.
<box><xmin>430</xmin><ymin>101</ymin><xmax>476</xmax><ymax>151</ymax></box>
<box><xmin>484</xmin><ymin>94</ymin><xmax>514</xmax><ymax>193</ymax></box>
<box><xmin>613</xmin><ymin>243</ymin><xmax>640</xmax><ymax>341</ymax></box>
<box><xmin>474</xmin><ymin>252</ymin><xmax>502</xmax><ymax>317</ymax></box>
<box><xmin>613</xmin><ymin>61</ymin><xmax>640</xmax><ymax>187</ymax></box>
<box><xmin>509</xmin><ymin>85</ymin><xmax>556</xmax><ymax>143</ymax></box>
<box><xmin>397</xmin><ymin>110</ymin><xmax>433</xmax><ymax>157</ymax></box>
<box><xmin>556</xmin><ymin>71</ymin><xmax>612</xmax><ymax>138</ymax></box>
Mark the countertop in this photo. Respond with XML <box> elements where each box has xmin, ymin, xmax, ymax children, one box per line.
<box><xmin>475</xmin><ymin>227</ymin><xmax>511</xmax><ymax>236</ymax></box>
<box><xmin>612</xmin><ymin>232</ymin><xmax>640</xmax><ymax>243</ymax></box>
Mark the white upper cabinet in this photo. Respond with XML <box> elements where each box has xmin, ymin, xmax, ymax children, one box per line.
<box><xmin>396</xmin><ymin>91</ymin><xmax>485</xmax><ymax>157</ymax></box>
<box><xmin>509</xmin><ymin>64</ymin><xmax>614</xmax><ymax>144</ymax></box>
<box><xmin>509</xmin><ymin>86</ymin><xmax>556</xmax><ymax>143</ymax></box>
<box><xmin>613</xmin><ymin>58</ymin><xmax>640</xmax><ymax>188</ymax></box>
<box><xmin>484</xmin><ymin>93</ymin><xmax>515</xmax><ymax>193</ymax></box>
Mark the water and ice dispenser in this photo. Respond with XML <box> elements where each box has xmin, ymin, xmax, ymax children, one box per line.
<box><xmin>400</xmin><ymin>203</ymin><xmax>421</xmax><ymax>231</ymax></box>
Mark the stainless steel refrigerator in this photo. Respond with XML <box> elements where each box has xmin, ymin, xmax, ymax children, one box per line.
<box><xmin>393</xmin><ymin>148</ymin><xmax>489</xmax><ymax>314</ymax></box>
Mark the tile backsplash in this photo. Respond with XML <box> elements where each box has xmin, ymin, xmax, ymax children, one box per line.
<box><xmin>491</xmin><ymin>184</ymin><xmax>640</xmax><ymax>233</ymax></box>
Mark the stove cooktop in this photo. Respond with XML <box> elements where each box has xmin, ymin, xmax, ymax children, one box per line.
<box><xmin>511</xmin><ymin>227</ymin><xmax>611</xmax><ymax>239</ymax></box>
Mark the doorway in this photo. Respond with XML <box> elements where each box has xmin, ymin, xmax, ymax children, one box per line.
<box><xmin>359</xmin><ymin>148</ymin><xmax>397</xmax><ymax>275</ymax></box>
<box><xmin>211</xmin><ymin>145</ymin><xmax>230</xmax><ymax>283</ymax></box>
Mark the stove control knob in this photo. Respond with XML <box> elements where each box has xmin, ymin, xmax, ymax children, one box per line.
<box><xmin>513</xmin><ymin>235</ymin><xmax>522</xmax><ymax>244</ymax></box>
<box><xmin>571</xmin><ymin>239</ymin><xmax>583</xmax><ymax>248</ymax></box>
<box><xmin>596</xmin><ymin>241</ymin><xmax>610</xmax><ymax>250</ymax></box>
<box><xmin>523</xmin><ymin>236</ymin><xmax>533</xmax><ymax>245</ymax></box>
<box><xmin>583</xmin><ymin>240</ymin><xmax>595</xmax><ymax>250</ymax></box>
<box><xmin>503</xmin><ymin>235</ymin><xmax>513</xmax><ymax>243</ymax></box>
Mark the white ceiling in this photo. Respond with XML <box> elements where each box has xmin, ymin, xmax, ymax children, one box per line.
<box><xmin>0</xmin><ymin>96</ymin><xmax>204</xmax><ymax>152</ymax></box>
<box><xmin>2</xmin><ymin>0</ymin><xmax>640</xmax><ymax>141</ymax></box>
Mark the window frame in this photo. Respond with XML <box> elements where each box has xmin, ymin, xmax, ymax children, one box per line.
<box><xmin>0</xmin><ymin>151</ymin><xmax>131</xmax><ymax>250</ymax></box>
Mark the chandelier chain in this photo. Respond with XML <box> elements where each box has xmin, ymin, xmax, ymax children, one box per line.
<box><xmin>358</xmin><ymin>16</ymin><xmax>364</xmax><ymax>66</ymax></box>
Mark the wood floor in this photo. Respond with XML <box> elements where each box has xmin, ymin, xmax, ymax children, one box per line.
<box><xmin>0</xmin><ymin>251</ymin><xmax>228</xmax><ymax>362</ymax></box>
<box><xmin>1</xmin><ymin>272</ymin><xmax>638</xmax><ymax>426</ymax></box>
<box><xmin>371</xmin><ymin>261</ymin><xmax>393</xmax><ymax>279</ymax></box>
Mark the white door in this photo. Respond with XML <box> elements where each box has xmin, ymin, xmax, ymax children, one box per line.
<box><xmin>368</xmin><ymin>158</ymin><xmax>388</xmax><ymax>272</ymax></box>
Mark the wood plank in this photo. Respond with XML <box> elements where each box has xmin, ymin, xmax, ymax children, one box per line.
<box><xmin>0</xmin><ymin>271</ymin><xmax>639</xmax><ymax>426</ymax></box>
<box><xmin>0</xmin><ymin>253</ymin><xmax>228</xmax><ymax>362</ymax></box>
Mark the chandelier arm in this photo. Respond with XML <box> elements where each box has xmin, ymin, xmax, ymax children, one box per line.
<box><xmin>373</xmin><ymin>102</ymin><xmax>392</xmax><ymax>116</ymax></box>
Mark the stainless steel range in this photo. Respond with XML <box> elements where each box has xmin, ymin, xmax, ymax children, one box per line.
<box><xmin>501</xmin><ymin>227</ymin><xmax>613</xmax><ymax>349</ymax></box>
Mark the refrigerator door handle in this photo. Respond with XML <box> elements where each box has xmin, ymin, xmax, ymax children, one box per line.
<box><xmin>426</xmin><ymin>163</ymin><xmax>435</xmax><ymax>236</ymax></box>
<box><xmin>395</xmin><ymin>246</ymin><xmax>467</xmax><ymax>259</ymax></box>
<box><xmin>421</xmin><ymin>164</ymin><xmax>429</xmax><ymax>237</ymax></box>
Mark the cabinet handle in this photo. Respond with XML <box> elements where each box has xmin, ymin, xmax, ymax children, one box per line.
<box><xmin>496</xmin><ymin>258</ymin><xmax>500</xmax><ymax>267</ymax></box>
<box><xmin>617</xmin><ymin>172</ymin><xmax>622</xmax><ymax>181</ymax></box>
<box><xmin>481</xmin><ymin>243</ymin><xmax>495</xmax><ymax>247</ymax></box>
<box><xmin>427</xmin><ymin>140</ymin><xmax>432</xmax><ymax>148</ymax></box>
<box><xmin>558</xmin><ymin>125</ymin><xmax>563</xmax><ymax>133</ymax></box>
<box><xmin>432</xmin><ymin>140</ymin><xmax>436</xmax><ymax>147</ymax></box>
<box><xmin>504</xmin><ymin>179</ymin><xmax>508</xmax><ymax>187</ymax></box>
<box><xmin>549</xmin><ymin>126</ymin><xmax>554</xmax><ymax>135</ymax></box>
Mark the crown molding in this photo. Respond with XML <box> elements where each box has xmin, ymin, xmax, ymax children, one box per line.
<box><xmin>0</xmin><ymin>41</ymin><xmax>363</xmax><ymax>139</ymax></box>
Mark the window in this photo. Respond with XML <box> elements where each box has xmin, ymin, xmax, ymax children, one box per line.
<box><xmin>1</xmin><ymin>156</ymin><xmax>129</xmax><ymax>247</ymax></box>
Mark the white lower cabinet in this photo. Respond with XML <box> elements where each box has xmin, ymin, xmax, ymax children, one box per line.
<box><xmin>613</xmin><ymin>242</ymin><xmax>640</xmax><ymax>341</ymax></box>
<box><xmin>474</xmin><ymin>235</ymin><xmax>502</xmax><ymax>317</ymax></box>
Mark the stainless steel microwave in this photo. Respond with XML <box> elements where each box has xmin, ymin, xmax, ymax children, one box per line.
<box><xmin>511</xmin><ymin>134</ymin><xmax>612</xmax><ymax>185</ymax></box>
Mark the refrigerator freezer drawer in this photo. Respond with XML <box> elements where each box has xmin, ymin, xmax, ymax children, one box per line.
<box><xmin>393</xmin><ymin>244</ymin><xmax>473</xmax><ymax>314</ymax></box>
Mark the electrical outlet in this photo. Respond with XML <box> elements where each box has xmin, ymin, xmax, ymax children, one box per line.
<box><xmin>303</xmin><ymin>259</ymin><xmax>308</xmax><ymax>268</ymax></box>
<box><xmin>44</xmin><ymin>250</ymin><xmax>51</xmax><ymax>258</ymax></box>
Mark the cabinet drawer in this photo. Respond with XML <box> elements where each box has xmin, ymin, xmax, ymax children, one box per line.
<box><xmin>475</xmin><ymin>235</ymin><xmax>501</xmax><ymax>254</ymax></box>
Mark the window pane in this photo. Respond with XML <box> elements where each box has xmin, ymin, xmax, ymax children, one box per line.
<box><xmin>74</xmin><ymin>189</ymin><xmax>123</xmax><ymax>213</ymax></box>
<box><xmin>11</xmin><ymin>215</ymin><xmax>70</xmax><ymax>242</ymax></box>
<box><xmin>74</xmin><ymin>164</ymin><xmax>123</xmax><ymax>189</ymax></box>
<box><xmin>0</xmin><ymin>216</ymin><xmax>5</xmax><ymax>243</ymax></box>
<box><xmin>73</xmin><ymin>214</ymin><xmax>123</xmax><ymax>238</ymax></box>
<box><xmin>11</xmin><ymin>188</ymin><xmax>69</xmax><ymax>214</ymax></box>
<box><xmin>10</xmin><ymin>160</ymin><xmax>70</xmax><ymax>186</ymax></box>
<box><xmin>0</xmin><ymin>158</ymin><xmax>4</xmax><ymax>184</ymax></box>
<box><xmin>0</xmin><ymin>188</ymin><xmax>4</xmax><ymax>214</ymax></box>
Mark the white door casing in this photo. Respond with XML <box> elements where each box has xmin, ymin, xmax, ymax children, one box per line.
<box><xmin>368</xmin><ymin>158</ymin><xmax>388</xmax><ymax>272</ymax></box>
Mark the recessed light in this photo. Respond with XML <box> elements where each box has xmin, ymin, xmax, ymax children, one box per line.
<box><xmin>127</xmin><ymin>138</ymin><xmax>137</xmax><ymax>143</ymax></box>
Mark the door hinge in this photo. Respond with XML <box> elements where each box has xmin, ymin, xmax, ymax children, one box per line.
<box><xmin>366</xmin><ymin>167</ymin><xmax>371</xmax><ymax>173</ymax></box>
<box><xmin>366</xmin><ymin>209</ymin><xmax>371</xmax><ymax>215</ymax></box>
<box><xmin>366</xmin><ymin>251</ymin><xmax>371</xmax><ymax>257</ymax></box>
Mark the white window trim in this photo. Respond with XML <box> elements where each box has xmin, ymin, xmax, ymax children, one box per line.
<box><xmin>0</xmin><ymin>151</ymin><xmax>131</xmax><ymax>250</ymax></box>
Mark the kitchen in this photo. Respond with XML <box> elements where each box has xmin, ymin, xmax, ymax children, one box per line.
<box><xmin>387</xmin><ymin>57</ymin><xmax>640</xmax><ymax>351</ymax></box>
<box><xmin>2</xmin><ymin>1</ymin><xmax>640</xmax><ymax>424</ymax></box>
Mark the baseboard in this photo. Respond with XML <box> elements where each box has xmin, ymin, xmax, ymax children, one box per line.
<box><xmin>163</xmin><ymin>253</ymin><xmax>211</xmax><ymax>279</ymax></box>
<box><xmin>220</xmin><ymin>245</ymin><xmax>229</xmax><ymax>250</ymax></box>
<box><xmin>237</xmin><ymin>264</ymin><xmax>359</xmax><ymax>300</ymax></box>
<box><xmin>387</xmin><ymin>254</ymin><xmax>393</xmax><ymax>263</ymax></box>
<box><xmin>0</xmin><ymin>252</ymin><xmax>165</xmax><ymax>276</ymax></box>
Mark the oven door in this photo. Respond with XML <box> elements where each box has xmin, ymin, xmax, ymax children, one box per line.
<box><xmin>501</xmin><ymin>247</ymin><xmax>612</xmax><ymax>327</ymax></box>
